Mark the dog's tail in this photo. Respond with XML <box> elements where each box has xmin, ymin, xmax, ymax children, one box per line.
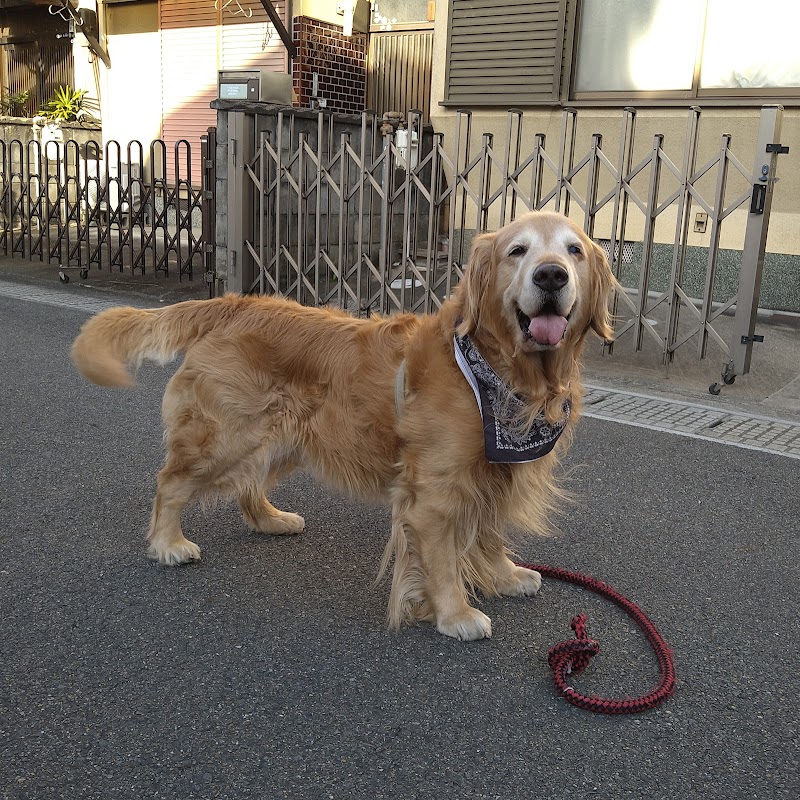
<box><xmin>71</xmin><ymin>296</ymin><xmax>240</xmax><ymax>387</ymax></box>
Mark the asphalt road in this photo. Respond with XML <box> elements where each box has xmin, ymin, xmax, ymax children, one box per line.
<box><xmin>1</xmin><ymin>290</ymin><xmax>798</xmax><ymax>799</ymax></box>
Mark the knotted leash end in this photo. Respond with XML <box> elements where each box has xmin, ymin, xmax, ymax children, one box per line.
<box><xmin>520</xmin><ymin>561</ymin><xmax>677</xmax><ymax>714</ymax></box>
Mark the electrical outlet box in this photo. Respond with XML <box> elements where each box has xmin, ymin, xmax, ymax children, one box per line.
<box><xmin>694</xmin><ymin>212</ymin><xmax>708</xmax><ymax>233</ymax></box>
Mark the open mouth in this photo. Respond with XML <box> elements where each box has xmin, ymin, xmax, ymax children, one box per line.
<box><xmin>516</xmin><ymin>305</ymin><xmax>570</xmax><ymax>347</ymax></box>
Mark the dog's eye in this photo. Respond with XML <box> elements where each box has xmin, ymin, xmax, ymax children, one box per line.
<box><xmin>567</xmin><ymin>244</ymin><xmax>582</xmax><ymax>256</ymax></box>
<box><xmin>509</xmin><ymin>245</ymin><xmax>528</xmax><ymax>257</ymax></box>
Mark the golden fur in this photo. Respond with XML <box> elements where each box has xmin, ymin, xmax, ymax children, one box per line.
<box><xmin>71</xmin><ymin>211</ymin><xmax>614</xmax><ymax>641</ymax></box>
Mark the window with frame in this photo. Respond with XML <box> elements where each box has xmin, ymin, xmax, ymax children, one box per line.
<box><xmin>443</xmin><ymin>0</ymin><xmax>800</xmax><ymax>106</ymax></box>
<box><xmin>573</xmin><ymin>0</ymin><xmax>800</xmax><ymax>99</ymax></box>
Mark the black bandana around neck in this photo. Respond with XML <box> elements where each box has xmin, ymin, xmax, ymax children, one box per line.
<box><xmin>453</xmin><ymin>333</ymin><xmax>571</xmax><ymax>464</ymax></box>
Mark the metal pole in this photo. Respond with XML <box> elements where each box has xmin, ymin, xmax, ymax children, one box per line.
<box><xmin>634</xmin><ymin>134</ymin><xmax>664</xmax><ymax>351</ymax></box>
<box><xmin>665</xmin><ymin>107</ymin><xmax>701</xmax><ymax>364</ymax></box>
<box><xmin>226</xmin><ymin>111</ymin><xmax>255</xmax><ymax>294</ymax></box>
<box><xmin>379</xmin><ymin>127</ymin><xmax>392</xmax><ymax>314</ymax></box>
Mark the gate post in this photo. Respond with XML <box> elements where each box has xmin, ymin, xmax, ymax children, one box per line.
<box><xmin>201</xmin><ymin>127</ymin><xmax>217</xmax><ymax>298</ymax></box>
<box><xmin>226</xmin><ymin>111</ymin><xmax>255</xmax><ymax>294</ymax></box>
<box><xmin>714</xmin><ymin>105</ymin><xmax>789</xmax><ymax>391</ymax></box>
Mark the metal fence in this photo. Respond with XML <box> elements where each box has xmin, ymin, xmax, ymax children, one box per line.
<box><xmin>0</xmin><ymin>132</ymin><xmax>214</xmax><ymax>289</ymax></box>
<box><xmin>224</xmin><ymin>104</ymin><xmax>789</xmax><ymax>387</ymax></box>
<box><xmin>1</xmin><ymin>105</ymin><xmax>789</xmax><ymax>389</ymax></box>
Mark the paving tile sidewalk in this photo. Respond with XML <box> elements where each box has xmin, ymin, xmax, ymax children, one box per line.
<box><xmin>0</xmin><ymin>252</ymin><xmax>209</xmax><ymax>306</ymax></box>
<box><xmin>580</xmin><ymin>311</ymin><xmax>800</xmax><ymax>423</ymax></box>
<box><xmin>583</xmin><ymin>384</ymin><xmax>800</xmax><ymax>458</ymax></box>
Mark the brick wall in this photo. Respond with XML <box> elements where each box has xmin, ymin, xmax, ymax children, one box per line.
<box><xmin>292</xmin><ymin>16</ymin><xmax>367</xmax><ymax>115</ymax></box>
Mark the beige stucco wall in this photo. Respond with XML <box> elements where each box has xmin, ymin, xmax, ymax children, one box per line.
<box><xmin>296</xmin><ymin>0</ymin><xmax>370</xmax><ymax>31</ymax></box>
<box><xmin>96</xmin><ymin>34</ymin><xmax>163</xmax><ymax>146</ymax></box>
<box><xmin>61</xmin><ymin>1</ymin><xmax>161</xmax><ymax>146</ymax></box>
<box><xmin>428</xmin><ymin>0</ymin><xmax>799</xmax><ymax>256</ymax></box>
<box><xmin>75</xmin><ymin>1</ymin><xmax>163</xmax><ymax>147</ymax></box>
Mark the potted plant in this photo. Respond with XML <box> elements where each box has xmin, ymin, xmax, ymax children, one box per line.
<box><xmin>35</xmin><ymin>85</ymin><xmax>90</xmax><ymax>146</ymax></box>
<box><xmin>0</xmin><ymin>89</ymin><xmax>31</xmax><ymax>117</ymax></box>
<box><xmin>38</xmin><ymin>85</ymin><xmax>88</xmax><ymax>123</ymax></box>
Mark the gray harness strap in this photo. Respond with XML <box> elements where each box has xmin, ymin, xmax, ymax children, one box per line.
<box><xmin>394</xmin><ymin>359</ymin><xmax>407</xmax><ymax>417</ymax></box>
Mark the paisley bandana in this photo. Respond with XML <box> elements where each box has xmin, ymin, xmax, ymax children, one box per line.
<box><xmin>453</xmin><ymin>334</ymin><xmax>571</xmax><ymax>464</ymax></box>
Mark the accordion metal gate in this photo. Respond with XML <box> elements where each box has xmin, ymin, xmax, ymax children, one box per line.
<box><xmin>0</xmin><ymin>131</ymin><xmax>215</xmax><ymax>293</ymax></box>
<box><xmin>223</xmin><ymin>104</ymin><xmax>789</xmax><ymax>389</ymax></box>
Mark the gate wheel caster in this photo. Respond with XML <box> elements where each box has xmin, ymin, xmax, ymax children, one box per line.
<box><xmin>59</xmin><ymin>271</ymin><xmax>69</xmax><ymax>284</ymax></box>
<box><xmin>709</xmin><ymin>373</ymin><xmax>736</xmax><ymax>395</ymax></box>
<box><xmin>79</xmin><ymin>268</ymin><xmax>89</xmax><ymax>280</ymax></box>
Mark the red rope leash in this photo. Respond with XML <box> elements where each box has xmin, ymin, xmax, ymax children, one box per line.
<box><xmin>515</xmin><ymin>561</ymin><xmax>676</xmax><ymax>714</ymax></box>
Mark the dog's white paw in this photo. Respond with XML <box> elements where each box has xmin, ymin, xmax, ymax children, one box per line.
<box><xmin>251</xmin><ymin>511</ymin><xmax>305</xmax><ymax>535</ymax></box>
<box><xmin>436</xmin><ymin>608</ymin><xmax>492</xmax><ymax>641</ymax></box>
<box><xmin>147</xmin><ymin>537</ymin><xmax>202</xmax><ymax>566</ymax></box>
<box><xmin>497</xmin><ymin>565</ymin><xmax>542</xmax><ymax>597</ymax></box>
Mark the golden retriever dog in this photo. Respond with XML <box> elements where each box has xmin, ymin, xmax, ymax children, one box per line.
<box><xmin>71</xmin><ymin>211</ymin><xmax>614</xmax><ymax>641</ymax></box>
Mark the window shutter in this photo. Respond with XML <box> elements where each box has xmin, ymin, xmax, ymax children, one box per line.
<box><xmin>444</xmin><ymin>0</ymin><xmax>568</xmax><ymax>106</ymax></box>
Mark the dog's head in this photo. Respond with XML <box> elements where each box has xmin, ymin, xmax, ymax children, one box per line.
<box><xmin>456</xmin><ymin>211</ymin><xmax>615</xmax><ymax>352</ymax></box>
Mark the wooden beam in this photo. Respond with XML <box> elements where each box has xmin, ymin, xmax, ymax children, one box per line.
<box><xmin>258</xmin><ymin>0</ymin><xmax>297</xmax><ymax>59</ymax></box>
<box><xmin>83</xmin><ymin>28</ymin><xmax>111</xmax><ymax>69</ymax></box>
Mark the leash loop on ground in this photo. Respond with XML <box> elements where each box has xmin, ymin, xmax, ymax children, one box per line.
<box><xmin>516</xmin><ymin>562</ymin><xmax>676</xmax><ymax>714</ymax></box>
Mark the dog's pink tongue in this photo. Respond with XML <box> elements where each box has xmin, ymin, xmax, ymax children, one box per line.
<box><xmin>528</xmin><ymin>314</ymin><xmax>568</xmax><ymax>345</ymax></box>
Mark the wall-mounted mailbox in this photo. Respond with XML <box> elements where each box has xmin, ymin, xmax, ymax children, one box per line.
<box><xmin>217</xmin><ymin>69</ymin><xmax>293</xmax><ymax>104</ymax></box>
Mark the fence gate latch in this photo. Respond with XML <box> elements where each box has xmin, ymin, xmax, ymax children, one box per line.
<box><xmin>750</xmin><ymin>183</ymin><xmax>767</xmax><ymax>214</ymax></box>
<box><xmin>750</xmin><ymin>143</ymin><xmax>789</xmax><ymax>214</ymax></box>
<box><xmin>740</xmin><ymin>334</ymin><xmax>765</xmax><ymax>345</ymax></box>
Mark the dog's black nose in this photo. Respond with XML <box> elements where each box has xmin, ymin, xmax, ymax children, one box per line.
<box><xmin>532</xmin><ymin>263</ymin><xmax>569</xmax><ymax>292</ymax></box>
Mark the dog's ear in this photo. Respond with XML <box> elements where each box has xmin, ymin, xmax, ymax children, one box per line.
<box><xmin>588</xmin><ymin>241</ymin><xmax>616</xmax><ymax>341</ymax></box>
<box><xmin>456</xmin><ymin>232</ymin><xmax>495</xmax><ymax>336</ymax></box>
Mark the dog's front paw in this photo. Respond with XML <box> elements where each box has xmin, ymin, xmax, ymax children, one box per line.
<box><xmin>436</xmin><ymin>607</ymin><xmax>492</xmax><ymax>641</ymax></box>
<box><xmin>497</xmin><ymin>565</ymin><xmax>542</xmax><ymax>597</ymax></box>
<box><xmin>247</xmin><ymin>510</ymin><xmax>306</xmax><ymax>535</ymax></box>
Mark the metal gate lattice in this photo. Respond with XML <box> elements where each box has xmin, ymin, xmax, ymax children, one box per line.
<box><xmin>231</xmin><ymin>109</ymin><xmax>456</xmax><ymax>316</ymax></box>
<box><xmin>224</xmin><ymin>104</ymin><xmax>788</xmax><ymax>386</ymax></box>
<box><xmin>0</xmin><ymin>133</ymin><xmax>213</xmax><ymax>285</ymax></box>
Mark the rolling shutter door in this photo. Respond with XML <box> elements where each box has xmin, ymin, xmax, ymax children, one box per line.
<box><xmin>159</xmin><ymin>1</ymin><xmax>289</xmax><ymax>183</ymax></box>
<box><xmin>221</xmin><ymin>1</ymin><xmax>288</xmax><ymax>73</ymax></box>
<box><xmin>160</xmin><ymin>0</ymin><xmax>218</xmax><ymax>182</ymax></box>
<box><xmin>444</xmin><ymin>0</ymin><xmax>568</xmax><ymax>106</ymax></box>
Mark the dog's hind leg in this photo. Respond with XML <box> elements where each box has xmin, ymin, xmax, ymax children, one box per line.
<box><xmin>146</xmin><ymin>460</ymin><xmax>202</xmax><ymax>566</ymax></box>
<box><xmin>148</xmin><ymin>367</ymin><xmax>222</xmax><ymax>565</ymax></box>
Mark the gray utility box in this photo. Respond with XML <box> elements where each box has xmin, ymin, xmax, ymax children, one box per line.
<box><xmin>218</xmin><ymin>69</ymin><xmax>293</xmax><ymax>104</ymax></box>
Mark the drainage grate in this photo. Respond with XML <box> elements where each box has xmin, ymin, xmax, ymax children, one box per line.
<box><xmin>583</xmin><ymin>385</ymin><xmax>800</xmax><ymax>459</ymax></box>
